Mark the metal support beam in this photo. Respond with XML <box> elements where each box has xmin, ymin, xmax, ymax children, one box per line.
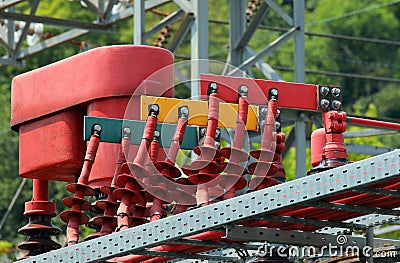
<box><xmin>231</xmin><ymin>26</ymin><xmax>297</xmax><ymax>74</ymax></box>
<box><xmin>6</xmin><ymin>5</ymin><xmax>15</xmax><ymax>57</ymax></box>
<box><xmin>229</xmin><ymin>0</ymin><xmax>246</xmax><ymax>66</ymax></box>
<box><xmin>17</xmin><ymin>28</ymin><xmax>89</xmax><ymax>59</ymax></box>
<box><xmin>0</xmin><ymin>0</ymin><xmax>25</xmax><ymax>11</ymax></box>
<box><xmin>295</xmin><ymin>115</ymin><xmax>307</xmax><ymax>178</ymax></box>
<box><xmin>227</xmin><ymin>226</ymin><xmax>400</xmax><ymax>248</ymax></box>
<box><xmin>0</xmin><ymin>11</ymin><xmax>109</xmax><ymax>31</ymax></box>
<box><xmin>134</xmin><ymin>0</ymin><xmax>145</xmax><ymax>44</ymax></box>
<box><xmin>282</xmin><ymin>126</ymin><xmax>295</xmax><ymax>160</ymax></box>
<box><xmin>366</xmin><ymin>227</ymin><xmax>374</xmax><ymax>263</ymax></box>
<box><xmin>103</xmin><ymin>0</ymin><xmax>118</xmax><ymax>21</ymax></box>
<box><xmin>264</xmin><ymin>0</ymin><xmax>293</xmax><ymax>26</ymax></box>
<box><xmin>167</xmin><ymin>12</ymin><xmax>194</xmax><ymax>53</ymax></box>
<box><xmin>190</xmin><ymin>0</ymin><xmax>208</xmax><ymax>98</ymax></box>
<box><xmin>13</xmin><ymin>0</ymin><xmax>40</xmax><ymax>57</ymax></box>
<box><xmin>293</xmin><ymin>0</ymin><xmax>305</xmax><ymax>83</ymax></box>
<box><xmin>173</xmin><ymin>0</ymin><xmax>192</xmax><ymax>13</ymax></box>
<box><xmin>309</xmin><ymin>201</ymin><xmax>400</xmax><ymax>217</ymax></box>
<box><xmin>246</xmin><ymin>47</ymin><xmax>283</xmax><ymax>80</ymax></box>
<box><xmin>143</xmin><ymin>9</ymin><xmax>185</xmax><ymax>40</ymax></box>
<box><xmin>346</xmin><ymin>144</ymin><xmax>394</xmax><ymax>156</ymax></box>
<box><xmin>235</xmin><ymin>1</ymin><xmax>269</xmax><ymax>50</ymax></box>
<box><xmin>81</xmin><ymin>0</ymin><xmax>104</xmax><ymax>19</ymax></box>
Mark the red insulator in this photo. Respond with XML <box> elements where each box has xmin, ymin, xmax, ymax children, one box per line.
<box><xmin>114</xmin><ymin>105</ymin><xmax>159</xmax><ymax>231</ymax></box>
<box><xmin>148</xmin><ymin>107</ymin><xmax>190</xmax><ymax>220</ymax></box>
<box><xmin>248</xmin><ymin>89</ymin><xmax>284</xmax><ymax>190</ymax></box>
<box><xmin>182</xmin><ymin>84</ymin><xmax>224</xmax><ymax>206</ymax></box>
<box><xmin>219</xmin><ymin>85</ymin><xmax>250</xmax><ymax>200</ymax></box>
<box><xmin>321</xmin><ymin>111</ymin><xmax>348</xmax><ymax>169</ymax></box>
<box><xmin>60</xmin><ymin>126</ymin><xmax>100</xmax><ymax>245</ymax></box>
<box><xmin>18</xmin><ymin>179</ymin><xmax>61</xmax><ymax>259</ymax></box>
<box><xmin>88</xmin><ymin>127</ymin><xmax>133</xmax><ymax>238</ymax></box>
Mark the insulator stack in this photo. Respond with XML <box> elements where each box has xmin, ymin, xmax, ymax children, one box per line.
<box><xmin>153</xmin><ymin>26</ymin><xmax>172</xmax><ymax>47</ymax></box>
<box><xmin>149</xmin><ymin>106</ymin><xmax>189</xmax><ymax>221</ymax></box>
<box><xmin>172</xmin><ymin>177</ymin><xmax>196</xmax><ymax>215</ymax></box>
<box><xmin>182</xmin><ymin>83</ymin><xmax>224</xmax><ymax>206</ymax></box>
<box><xmin>114</xmin><ymin>104</ymin><xmax>159</xmax><ymax>231</ymax></box>
<box><xmin>17</xmin><ymin>179</ymin><xmax>61</xmax><ymax>259</ymax></box>
<box><xmin>246</xmin><ymin>0</ymin><xmax>261</xmax><ymax>22</ymax></box>
<box><xmin>322</xmin><ymin>111</ymin><xmax>348</xmax><ymax>167</ymax></box>
<box><xmin>248</xmin><ymin>89</ymin><xmax>285</xmax><ymax>191</ymax></box>
<box><xmin>219</xmin><ymin>85</ymin><xmax>250</xmax><ymax>200</ymax></box>
<box><xmin>60</xmin><ymin>125</ymin><xmax>101</xmax><ymax>245</ymax></box>
<box><xmin>88</xmin><ymin>127</ymin><xmax>132</xmax><ymax>238</ymax></box>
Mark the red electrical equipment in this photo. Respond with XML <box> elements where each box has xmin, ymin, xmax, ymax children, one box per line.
<box><xmin>11</xmin><ymin>45</ymin><xmax>174</xmax><ymax>257</ymax></box>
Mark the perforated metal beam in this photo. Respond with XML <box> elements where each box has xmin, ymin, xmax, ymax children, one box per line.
<box><xmin>19</xmin><ymin>150</ymin><xmax>400</xmax><ymax>263</ymax></box>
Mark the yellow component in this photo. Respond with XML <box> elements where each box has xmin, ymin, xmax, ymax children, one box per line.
<box><xmin>140</xmin><ymin>95</ymin><xmax>259</xmax><ymax>131</ymax></box>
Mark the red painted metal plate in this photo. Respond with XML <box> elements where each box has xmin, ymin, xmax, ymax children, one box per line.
<box><xmin>200</xmin><ymin>74</ymin><xmax>318</xmax><ymax>110</ymax></box>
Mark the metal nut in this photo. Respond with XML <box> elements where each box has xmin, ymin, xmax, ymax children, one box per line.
<box><xmin>332</xmin><ymin>100</ymin><xmax>341</xmax><ymax>110</ymax></box>
<box><xmin>320</xmin><ymin>86</ymin><xmax>330</xmax><ymax>97</ymax></box>
<box><xmin>320</xmin><ymin>99</ymin><xmax>330</xmax><ymax>109</ymax></box>
<box><xmin>331</xmin><ymin>87</ymin><xmax>341</xmax><ymax>97</ymax></box>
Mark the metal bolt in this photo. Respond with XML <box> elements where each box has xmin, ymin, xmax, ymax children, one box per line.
<box><xmin>269</xmin><ymin>88</ymin><xmax>278</xmax><ymax>99</ymax></box>
<box><xmin>320</xmin><ymin>99</ymin><xmax>330</xmax><ymax>110</ymax></box>
<box><xmin>320</xmin><ymin>86</ymin><xmax>330</xmax><ymax>97</ymax></box>
<box><xmin>208</xmin><ymin>82</ymin><xmax>218</xmax><ymax>94</ymax></box>
<box><xmin>260</xmin><ymin>107</ymin><xmax>268</xmax><ymax>115</ymax></box>
<box><xmin>123</xmin><ymin>127</ymin><xmax>131</xmax><ymax>137</ymax></box>
<box><xmin>153</xmin><ymin>130</ymin><xmax>160</xmax><ymax>138</ymax></box>
<box><xmin>276</xmin><ymin>109</ymin><xmax>281</xmax><ymax>118</ymax></box>
<box><xmin>93</xmin><ymin>124</ymin><xmax>102</xmax><ymax>132</ymax></box>
<box><xmin>215</xmin><ymin>129</ymin><xmax>221</xmax><ymax>138</ymax></box>
<box><xmin>332</xmin><ymin>100</ymin><xmax>342</xmax><ymax>110</ymax></box>
<box><xmin>200</xmin><ymin>128</ymin><xmax>206</xmax><ymax>136</ymax></box>
<box><xmin>178</xmin><ymin>106</ymin><xmax>189</xmax><ymax>117</ymax></box>
<box><xmin>239</xmin><ymin>85</ymin><xmax>248</xmax><ymax>93</ymax></box>
<box><xmin>275</xmin><ymin>122</ymin><xmax>281</xmax><ymax>130</ymax></box>
<box><xmin>331</xmin><ymin>87</ymin><xmax>341</xmax><ymax>97</ymax></box>
<box><xmin>149</xmin><ymin>104</ymin><xmax>159</xmax><ymax>112</ymax></box>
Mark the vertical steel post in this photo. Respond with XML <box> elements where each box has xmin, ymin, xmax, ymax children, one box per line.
<box><xmin>134</xmin><ymin>0</ymin><xmax>145</xmax><ymax>45</ymax></box>
<box><xmin>293</xmin><ymin>0</ymin><xmax>306</xmax><ymax>178</ymax></box>
<box><xmin>190</xmin><ymin>0</ymin><xmax>208</xmax><ymax>99</ymax></box>
<box><xmin>366</xmin><ymin>227</ymin><xmax>374</xmax><ymax>263</ymax></box>
<box><xmin>7</xmin><ymin>6</ymin><xmax>15</xmax><ymax>57</ymax></box>
<box><xmin>229</xmin><ymin>0</ymin><xmax>246</xmax><ymax>67</ymax></box>
<box><xmin>293</xmin><ymin>0</ymin><xmax>305</xmax><ymax>83</ymax></box>
<box><xmin>295</xmin><ymin>115</ymin><xmax>306</xmax><ymax>177</ymax></box>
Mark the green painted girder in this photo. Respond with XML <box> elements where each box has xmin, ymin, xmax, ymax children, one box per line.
<box><xmin>84</xmin><ymin>116</ymin><xmax>199</xmax><ymax>149</ymax></box>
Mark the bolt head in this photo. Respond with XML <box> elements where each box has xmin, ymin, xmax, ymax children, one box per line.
<box><xmin>150</xmin><ymin>104</ymin><xmax>159</xmax><ymax>112</ymax></box>
<box><xmin>320</xmin><ymin>99</ymin><xmax>330</xmax><ymax>109</ymax></box>
<box><xmin>239</xmin><ymin>85</ymin><xmax>248</xmax><ymax>94</ymax></box>
<box><xmin>179</xmin><ymin>106</ymin><xmax>189</xmax><ymax>118</ymax></box>
<box><xmin>261</xmin><ymin>107</ymin><xmax>268</xmax><ymax>115</ymax></box>
<box><xmin>200</xmin><ymin>128</ymin><xmax>206</xmax><ymax>136</ymax></box>
<box><xmin>332</xmin><ymin>100</ymin><xmax>341</xmax><ymax>110</ymax></box>
<box><xmin>215</xmin><ymin>129</ymin><xmax>221</xmax><ymax>137</ymax></box>
<box><xmin>331</xmin><ymin>87</ymin><xmax>341</xmax><ymax>97</ymax></box>
<box><xmin>93</xmin><ymin>124</ymin><xmax>102</xmax><ymax>132</ymax></box>
<box><xmin>123</xmin><ymin>127</ymin><xmax>131</xmax><ymax>135</ymax></box>
<box><xmin>153</xmin><ymin>130</ymin><xmax>160</xmax><ymax>138</ymax></box>
<box><xmin>269</xmin><ymin>88</ymin><xmax>278</xmax><ymax>97</ymax></box>
<box><xmin>320</xmin><ymin>86</ymin><xmax>330</xmax><ymax>97</ymax></box>
<box><xmin>275</xmin><ymin>122</ymin><xmax>281</xmax><ymax>130</ymax></box>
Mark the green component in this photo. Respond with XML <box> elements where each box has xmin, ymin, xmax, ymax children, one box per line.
<box><xmin>84</xmin><ymin>116</ymin><xmax>198</xmax><ymax>149</ymax></box>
